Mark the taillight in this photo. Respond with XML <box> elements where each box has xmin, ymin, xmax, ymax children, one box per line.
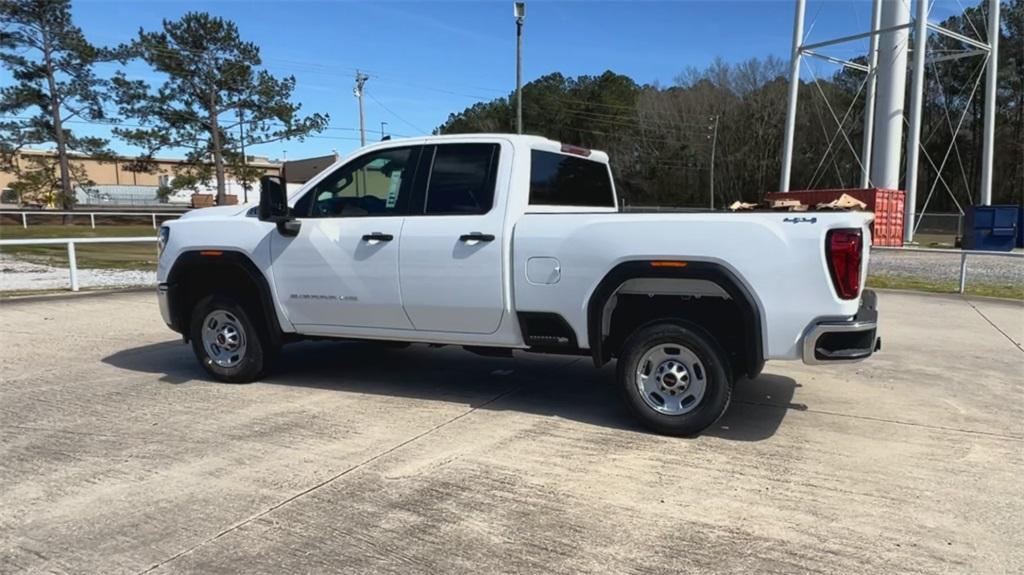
<box><xmin>826</xmin><ymin>229</ymin><xmax>862</xmax><ymax>300</ymax></box>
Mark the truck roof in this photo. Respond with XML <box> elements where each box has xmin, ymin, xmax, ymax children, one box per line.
<box><xmin>356</xmin><ymin>133</ymin><xmax>611</xmax><ymax>164</ymax></box>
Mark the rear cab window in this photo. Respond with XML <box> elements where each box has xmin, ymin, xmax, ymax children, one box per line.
<box><xmin>421</xmin><ymin>143</ymin><xmax>500</xmax><ymax>215</ymax></box>
<box><xmin>529</xmin><ymin>149</ymin><xmax>616</xmax><ymax>210</ymax></box>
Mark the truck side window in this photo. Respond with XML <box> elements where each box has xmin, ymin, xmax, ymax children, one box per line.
<box><xmin>298</xmin><ymin>147</ymin><xmax>416</xmax><ymax>218</ymax></box>
<box><xmin>422</xmin><ymin>144</ymin><xmax>500</xmax><ymax>215</ymax></box>
<box><xmin>529</xmin><ymin>150</ymin><xmax>615</xmax><ymax>208</ymax></box>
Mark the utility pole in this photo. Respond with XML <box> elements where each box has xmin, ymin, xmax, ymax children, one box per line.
<box><xmin>380</xmin><ymin>121</ymin><xmax>388</xmax><ymax>140</ymax></box>
<box><xmin>514</xmin><ymin>2</ymin><xmax>525</xmax><ymax>134</ymax></box>
<box><xmin>354</xmin><ymin>71</ymin><xmax>369</xmax><ymax>147</ymax></box>
<box><xmin>708</xmin><ymin>115</ymin><xmax>719</xmax><ymax>210</ymax></box>
<box><xmin>237</xmin><ymin>105</ymin><xmax>248</xmax><ymax>204</ymax></box>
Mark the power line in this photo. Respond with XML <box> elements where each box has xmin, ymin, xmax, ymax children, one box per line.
<box><xmin>366</xmin><ymin>91</ymin><xmax>427</xmax><ymax>135</ymax></box>
<box><xmin>0</xmin><ymin>115</ymin><xmax>403</xmax><ymax>137</ymax></box>
<box><xmin>566</xmin><ymin>125</ymin><xmax>714</xmax><ymax>148</ymax></box>
<box><xmin>574</xmin><ymin>107</ymin><xmax>714</xmax><ymax>124</ymax></box>
<box><xmin>0</xmin><ymin>115</ymin><xmax>375</xmax><ymax>148</ymax></box>
<box><xmin>564</xmin><ymin>109</ymin><xmax>714</xmax><ymax>132</ymax></box>
<box><xmin>371</xmin><ymin>77</ymin><xmax>496</xmax><ymax>102</ymax></box>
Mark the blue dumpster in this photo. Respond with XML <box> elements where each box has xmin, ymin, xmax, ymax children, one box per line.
<box><xmin>963</xmin><ymin>205</ymin><xmax>1019</xmax><ymax>252</ymax></box>
<box><xmin>1018</xmin><ymin>206</ymin><xmax>1023</xmax><ymax>248</ymax></box>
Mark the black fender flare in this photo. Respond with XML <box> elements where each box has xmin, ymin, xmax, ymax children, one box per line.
<box><xmin>165</xmin><ymin>250</ymin><xmax>283</xmax><ymax>348</ymax></box>
<box><xmin>586</xmin><ymin>260</ymin><xmax>765</xmax><ymax>378</ymax></box>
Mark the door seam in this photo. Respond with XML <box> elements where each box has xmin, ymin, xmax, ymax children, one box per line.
<box><xmin>397</xmin><ymin>217</ymin><xmax>418</xmax><ymax>328</ymax></box>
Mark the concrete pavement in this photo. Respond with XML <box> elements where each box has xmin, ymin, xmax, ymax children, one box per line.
<box><xmin>0</xmin><ymin>290</ymin><xmax>1021</xmax><ymax>574</ymax></box>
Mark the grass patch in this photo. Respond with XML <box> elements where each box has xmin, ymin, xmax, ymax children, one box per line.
<box><xmin>868</xmin><ymin>274</ymin><xmax>1024</xmax><ymax>300</ymax></box>
<box><xmin>0</xmin><ymin>224</ymin><xmax>158</xmax><ymax>271</ymax></box>
<box><xmin>0</xmin><ymin>286</ymin><xmax>151</xmax><ymax>299</ymax></box>
<box><xmin>907</xmin><ymin>233</ymin><xmax>958</xmax><ymax>248</ymax></box>
<box><xmin>0</xmin><ymin>224</ymin><xmax>158</xmax><ymax>239</ymax></box>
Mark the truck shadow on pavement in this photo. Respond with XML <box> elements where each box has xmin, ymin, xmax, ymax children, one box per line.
<box><xmin>103</xmin><ymin>339</ymin><xmax>801</xmax><ymax>442</ymax></box>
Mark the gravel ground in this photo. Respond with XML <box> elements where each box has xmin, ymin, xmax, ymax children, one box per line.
<box><xmin>870</xmin><ymin>249</ymin><xmax>1024</xmax><ymax>285</ymax></box>
<box><xmin>0</xmin><ymin>254</ymin><xmax>155</xmax><ymax>292</ymax></box>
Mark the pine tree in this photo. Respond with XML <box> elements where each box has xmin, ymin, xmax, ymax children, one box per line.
<box><xmin>113</xmin><ymin>12</ymin><xmax>328</xmax><ymax>204</ymax></box>
<box><xmin>0</xmin><ymin>0</ymin><xmax>115</xmax><ymax>211</ymax></box>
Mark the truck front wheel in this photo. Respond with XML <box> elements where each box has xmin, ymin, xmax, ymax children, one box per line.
<box><xmin>189</xmin><ymin>295</ymin><xmax>268</xmax><ymax>383</ymax></box>
<box><xmin>617</xmin><ymin>322</ymin><xmax>732</xmax><ymax>436</ymax></box>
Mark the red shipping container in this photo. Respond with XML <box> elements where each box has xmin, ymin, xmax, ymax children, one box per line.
<box><xmin>763</xmin><ymin>188</ymin><xmax>905</xmax><ymax>247</ymax></box>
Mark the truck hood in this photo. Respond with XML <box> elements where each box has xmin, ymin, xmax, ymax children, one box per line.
<box><xmin>178</xmin><ymin>204</ymin><xmax>252</xmax><ymax>220</ymax></box>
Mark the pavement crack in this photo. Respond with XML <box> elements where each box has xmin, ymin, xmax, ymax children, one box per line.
<box><xmin>134</xmin><ymin>384</ymin><xmax>523</xmax><ymax>575</ymax></box>
<box><xmin>734</xmin><ymin>399</ymin><xmax>1023</xmax><ymax>442</ymax></box>
<box><xmin>963</xmin><ymin>297</ymin><xmax>1023</xmax><ymax>354</ymax></box>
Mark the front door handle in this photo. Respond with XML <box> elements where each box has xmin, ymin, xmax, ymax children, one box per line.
<box><xmin>459</xmin><ymin>232</ymin><xmax>495</xmax><ymax>242</ymax></box>
<box><xmin>362</xmin><ymin>232</ymin><xmax>393</xmax><ymax>242</ymax></box>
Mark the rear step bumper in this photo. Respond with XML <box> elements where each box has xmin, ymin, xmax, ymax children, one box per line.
<box><xmin>802</xmin><ymin>290</ymin><xmax>880</xmax><ymax>365</ymax></box>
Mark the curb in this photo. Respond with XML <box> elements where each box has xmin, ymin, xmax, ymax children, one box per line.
<box><xmin>0</xmin><ymin>285</ymin><xmax>153</xmax><ymax>304</ymax></box>
<box><xmin>870</xmin><ymin>287</ymin><xmax>1024</xmax><ymax>305</ymax></box>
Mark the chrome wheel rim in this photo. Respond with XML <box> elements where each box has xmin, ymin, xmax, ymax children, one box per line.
<box><xmin>201</xmin><ymin>310</ymin><xmax>247</xmax><ymax>368</ymax></box>
<box><xmin>635</xmin><ymin>343</ymin><xmax>707</xmax><ymax>416</ymax></box>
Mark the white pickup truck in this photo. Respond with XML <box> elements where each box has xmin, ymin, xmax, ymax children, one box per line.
<box><xmin>156</xmin><ymin>134</ymin><xmax>879</xmax><ymax>435</ymax></box>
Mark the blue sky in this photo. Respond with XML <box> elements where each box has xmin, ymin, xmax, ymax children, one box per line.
<box><xmin>21</xmin><ymin>1</ymin><xmax>982</xmax><ymax>160</ymax></box>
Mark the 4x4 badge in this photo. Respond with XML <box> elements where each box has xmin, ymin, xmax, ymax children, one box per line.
<box><xmin>783</xmin><ymin>217</ymin><xmax>818</xmax><ymax>224</ymax></box>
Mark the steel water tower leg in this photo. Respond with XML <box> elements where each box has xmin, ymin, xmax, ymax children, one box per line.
<box><xmin>860</xmin><ymin>0</ymin><xmax>883</xmax><ymax>189</ymax></box>
<box><xmin>980</xmin><ymin>0</ymin><xmax>1000</xmax><ymax>206</ymax></box>
<box><xmin>904</xmin><ymin>0</ymin><xmax>929</xmax><ymax>243</ymax></box>
<box><xmin>779</xmin><ymin>0</ymin><xmax>806</xmax><ymax>192</ymax></box>
<box><xmin>872</xmin><ymin>0</ymin><xmax>913</xmax><ymax>246</ymax></box>
<box><xmin>870</xmin><ymin>0</ymin><xmax>910</xmax><ymax>191</ymax></box>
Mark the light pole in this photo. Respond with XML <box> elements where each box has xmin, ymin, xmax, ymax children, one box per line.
<box><xmin>514</xmin><ymin>2</ymin><xmax>525</xmax><ymax>134</ymax></box>
<box><xmin>380</xmin><ymin>121</ymin><xmax>388</xmax><ymax>140</ymax></box>
<box><xmin>237</xmin><ymin>104</ymin><xmax>248</xmax><ymax>203</ymax></box>
<box><xmin>708</xmin><ymin>115</ymin><xmax>719</xmax><ymax>210</ymax></box>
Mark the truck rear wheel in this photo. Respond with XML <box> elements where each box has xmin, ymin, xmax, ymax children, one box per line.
<box><xmin>617</xmin><ymin>322</ymin><xmax>732</xmax><ymax>436</ymax></box>
<box><xmin>189</xmin><ymin>295</ymin><xmax>268</xmax><ymax>383</ymax></box>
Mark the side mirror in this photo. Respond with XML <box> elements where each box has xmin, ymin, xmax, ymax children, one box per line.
<box><xmin>258</xmin><ymin>175</ymin><xmax>289</xmax><ymax>222</ymax></box>
<box><xmin>258</xmin><ymin>175</ymin><xmax>301</xmax><ymax>236</ymax></box>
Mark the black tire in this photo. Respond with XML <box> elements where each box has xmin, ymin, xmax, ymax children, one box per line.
<box><xmin>616</xmin><ymin>321</ymin><xmax>732</xmax><ymax>437</ymax></box>
<box><xmin>189</xmin><ymin>295</ymin><xmax>269</xmax><ymax>383</ymax></box>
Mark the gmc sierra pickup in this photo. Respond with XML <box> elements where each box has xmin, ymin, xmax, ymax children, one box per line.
<box><xmin>156</xmin><ymin>134</ymin><xmax>879</xmax><ymax>436</ymax></box>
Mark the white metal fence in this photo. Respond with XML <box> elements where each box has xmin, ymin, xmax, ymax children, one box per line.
<box><xmin>0</xmin><ymin>210</ymin><xmax>183</xmax><ymax>229</ymax></box>
<box><xmin>0</xmin><ymin>236</ymin><xmax>156</xmax><ymax>292</ymax></box>
<box><xmin>914</xmin><ymin>213</ymin><xmax>963</xmax><ymax>236</ymax></box>
<box><xmin>0</xmin><ymin>237</ymin><xmax>1019</xmax><ymax>295</ymax></box>
<box><xmin>873</xmin><ymin>246</ymin><xmax>1023</xmax><ymax>294</ymax></box>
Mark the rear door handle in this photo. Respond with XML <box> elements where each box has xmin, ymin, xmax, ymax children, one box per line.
<box><xmin>459</xmin><ymin>232</ymin><xmax>495</xmax><ymax>242</ymax></box>
<box><xmin>362</xmin><ymin>232</ymin><xmax>393</xmax><ymax>242</ymax></box>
